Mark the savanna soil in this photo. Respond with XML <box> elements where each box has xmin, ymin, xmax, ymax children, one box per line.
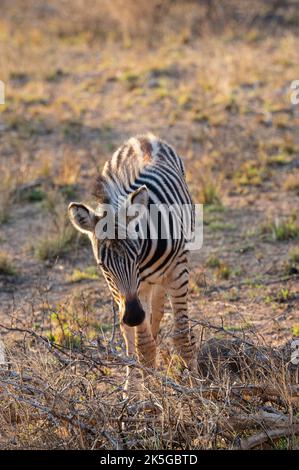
<box><xmin>0</xmin><ymin>1</ymin><xmax>298</xmax><ymax>357</ymax></box>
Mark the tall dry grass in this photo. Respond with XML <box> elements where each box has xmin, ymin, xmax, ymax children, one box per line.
<box><xmin>1</xmin><ymin>0</ymin><xmax>297</xmax><ymax>46</ymax></box>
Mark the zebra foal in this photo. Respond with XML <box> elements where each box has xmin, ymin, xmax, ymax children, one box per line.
<box><xmin>68</xmin><ymin>134</ymin><xmax>196</xmax><ymax>391</ymax></box>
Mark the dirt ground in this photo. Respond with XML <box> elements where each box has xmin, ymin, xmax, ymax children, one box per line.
<box><xmin>0</xmin><ymin>0</ymin><xmax>299</xmax><ymax>450</ymax></box>
<box><xmin>1</xmin><ymin>2</ymin><xmax>298</xmax><ymax>349</ymax></box>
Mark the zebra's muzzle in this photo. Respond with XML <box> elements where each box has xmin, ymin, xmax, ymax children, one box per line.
<box><xmin>122</xmin><ymin>298</ymin><xmax>145</xmax><ymax>327</ymax></box>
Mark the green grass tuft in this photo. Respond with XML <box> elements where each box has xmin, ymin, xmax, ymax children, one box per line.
<box><xmin>35</xmin><ymin>227</ymin><xmax>77</xmax><ymax>261</ymax></box>
<box><xmin>68</xmin><ymin>266</ymin><xmax>99</xmax><ymax>283</ymax></box>
<box><xmin>0</xmin><ymin>251</ymin><xmax>18</xmax><ymax>276</ymax></box>
<box><xmin>205</xmin><ymin>256</ymin><xmax>221</xmax><ymax>269</ymax></box>
<box><xmin>261</xmin><ymin>216</ymin><xmax>299</xmax><ymax>241</ymax></box>
<box><xmin>25</xmin><ymin>188</ymin><xmax>46</xmax><ymax>202</ymax></box>
<box><xmin>209</xmin><ymin>221</ymin><xmax>236</xmax><ymax>232</ymax></box>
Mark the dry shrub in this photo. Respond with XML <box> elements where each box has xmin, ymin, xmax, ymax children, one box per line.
<box><xmin>0</xmin><ymin>304</ymin><xmax>298</xmax><ymax>450</ymax></box>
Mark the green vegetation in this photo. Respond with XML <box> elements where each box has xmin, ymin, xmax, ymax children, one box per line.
<box><xmin>292</xmin><ymin>325</ymin><xmax>299</xmax><ymax>337</ymax></box>
<box><xmin>265</xmin><ymin>287</ymin><xmax>294</xmax><ymax>304</ymax></box>
<box><xmin>289</xmin><ymin>248</ymin><xmax>299</xmax><ymax>263</ymax></box>
<box><xmin>216</xmin><ymin>262</ymin><xmax>231</xmax><ymax>280</ymax></box>
<box><xmin>6</xmin><ymin>115</ymin><xmax>50</xmax><ymax>139</ymax></box>
<box><xmin>285</xmin><ymin>247</ymin><xmax>299</xmax><ymax>274</ymax></box>
<box><xmin>68</xmin><ymin>266</ymin><xmax>99</xmax><ymax>283</ymax></box>
<box><xmin>61</xmin><ymin>119</ymin><xmax>84</xmax><ymax>142</ymax></box>
<box><xmin>205</xmin><ymin>256</ymin><xmax>221</xmax><ymax>269</ymax></box>
<box><xmin>35</xmin><ymin>227</ymin><xmax>76</xmax><ymax>261</ymax></box>
<box><xmin>48</xmin><ymin>311</ymin><xmax>82</xmax><ymax>350</ymax></box>
<box><xmin>261</xmin><ymin>216</ymin><xmax>299</xmax><ymax>241</ymax></box>
<box><xmin>25</xmin><ymin>188</ymin><xmax>45</xmax><ymax>202</ymax></box>
<box><xmin>119</xmin><ymin>70</ymin><xmax>141</xmax><ymax>90</ymax></box>
<box><xmin>267</xmin><ymin>153</ymin><xmax>292</xmax><ymax>167</ymax></box>
<box><xmin>59</xmin><ymin>184</ymin><xmax>77</xmax><ymax>200</ymax></box>
<box><xmin>237</xmin><ymin>243</ymin><xmax>255</xmax><ymax>254</ymax></box>
<box><xmin>224</xmin><ymin>322</ymin><xmax>252</xmax><ymax>332</ymax></box>
<box><xmin>208</xmin><ymin>221</ymin><xmax>236</xmax><ymax>232</ymax></box>
<box><xmin>0</xmin><ymin>251</ymin><xmax>18</xmax><ymax>276</ymax></box>
<box><xmin>234</xmin><ymin>160</ymin><xmax>269</xmax><ymax>187</ymax></box>
<box><xmin>200</xmin><ymin>180</ymin><xmax>221</xmax><ymax>205</ymax></box>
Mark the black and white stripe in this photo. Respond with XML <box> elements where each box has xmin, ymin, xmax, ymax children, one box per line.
<box><xmin>98</xmin><ymin>134</ymin><xmax>193</xmax><ymax>284</ymax></box>
<box><xmin>74</xmin><ymin>133</ymin><xmax>197</xmax><ymax>386</ymax></box>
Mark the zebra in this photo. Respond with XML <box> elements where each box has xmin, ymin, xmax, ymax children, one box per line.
<box><xmin>68</xmin><ymin>133</ymin><xmax>196</xmax><ymax>391</ymax></box>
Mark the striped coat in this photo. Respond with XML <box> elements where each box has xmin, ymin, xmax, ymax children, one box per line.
<box><xmin>69</xmin><ymin>134</ymin><xmax>196</xmax><ymax>391</ymax></box>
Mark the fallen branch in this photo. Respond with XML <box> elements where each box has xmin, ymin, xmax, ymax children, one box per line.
<box><xmin>227</xmin><ymin>410</ymin><xmax>299</xmax><ymax>432</ymax></box>
<box><xmin>239</xmin><ymin>424</ymin><xmax>299</xmax><ymax>450</ymax></box>
<box><xmin>202</xmin><ymin>383</ymin><xmax>299</xmax><ymax>401</ymax></box>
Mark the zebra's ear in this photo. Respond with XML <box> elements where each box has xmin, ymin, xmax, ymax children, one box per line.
<box><xmin>129</xmin><ymin>185</ymin><xmax>149</xmax><ymax>207</ymax></box>
<box><xmin>125</xmin><ymin>186</ymin><xmax>149</xmax><ymax>228</ymax></box>
<box><xmin>68</xmin><ymin>202</ymin><xmax>98</xmax><ymax>234</ymax></box>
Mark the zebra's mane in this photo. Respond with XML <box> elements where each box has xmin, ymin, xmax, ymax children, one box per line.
<box><xmin>92</xmin><ymin>134</ymin><xmax>161</xmax><ymax>205</ymax></box>
<box><xmin>91</xmin><ymin>174</ymin><xmax>110</xmax><ymax>204</ymax></box>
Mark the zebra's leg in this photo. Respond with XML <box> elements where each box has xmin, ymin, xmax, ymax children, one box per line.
<box><xmin>135</xmin><ymin>321</ymin><xmax>156</xmax><ymax>370</ymax></box>
<box><xmin>168</xmin><ymin>257</ymin><xmax>196</xmax><ymax>372</ymax></box>
<box><xmin>135</xmin><ymin>286</ymin><xmax>157</xmax><ymax>375</ymax></box>
<box><xmin>120</xmin><ymin>285</ymin><xmax>155</xmax><ymax>394</ymax></box>
<box><xmin>134</xmin><ymin>319</ymin><xmax>156</xmax><ymax>401</ymax></box>
<box><xmin>119</xmin><ymin>323</ymin><xmax>139</xmax><ymax>395</ymax></box>
<box><xmin>151</xmin><ymin>284</ymin><xmax>166</xmax><ymax>340</ymax></box>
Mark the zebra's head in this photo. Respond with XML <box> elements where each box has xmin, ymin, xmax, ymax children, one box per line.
<box><xmin>68</xmin><ymin>185</ymin><xmax>149</xmax><ymax>327</ymax></box>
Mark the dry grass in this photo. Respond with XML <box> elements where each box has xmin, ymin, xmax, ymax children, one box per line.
<box><xmin>283</xmin><ymin>173</ymin><xmax>299</xmax><ymax>194</ymax></box>
<box><xmin>30</xmin><ymin>190</ymin><xmax>78</xmax><ymax>262</ymax></box>
<box><xmin>0</xmin><ymin>169</ymin><xmax>14</xmax><ymax>224</ymax></box>
<box><xmin>198</xmin><ymin>175</ymin><xmax>222</xmax><ymax>205</ymax></box>
<box><xmin>0</xmin><ymin>308</ymin><xmax>298</xmax><ymax>450</ymax></box>
<box><xmin>35</xmin><ymin>227</ymin><xmax>76</xmax><ymax>262</ymax></box>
